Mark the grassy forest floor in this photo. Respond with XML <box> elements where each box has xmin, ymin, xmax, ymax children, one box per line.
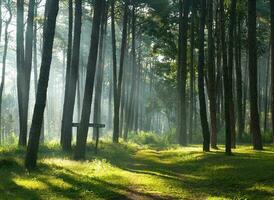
<box><xmin>0</xmin><ymin>143</ymin><xmax>274</xmax><ymax>200</ymax></box>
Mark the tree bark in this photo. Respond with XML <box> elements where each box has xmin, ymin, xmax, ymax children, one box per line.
<box><xmin>25</xmin><ymin>0</ymin><xmax>60</xmax><ymax>170</ymax></box>
<box><xmin>207</xmin><ymin>0</ymin><xmax>217</xmax><ymax>149</ymax></box>
<box><xmin>177</xmin><ymin>0</ymin><xmax>190</xmax><ymax>146</ymax></box>
<box><xmin>62</xmin><ymin>0</ymin><xmax>82</xmax><ymax>152</ymax></box>
<box><xmin>113</xmin><ymin>0</ymin><xmax>129</xmax><ymax>143</ymax></box>
<box><xmin>124</xmin><ymin>3</ymin><xmax>137</xmax><ymax>140</ymax></box>
<box><xmin>248</xmin><ymin>0</ymin><xmax>263</xmax><ymax>150</ymax></box>
<box><xmin>17</xmin><ymin>0</ymin><xmax>26</xmax><ymax>146</ymax></box>
<box><xmin>0</xmin><ymin>4</ymin><xmax>12</xmax><ymax>145</ymax></box>
<box><xmin>228</xmin><ymin>0</ymin><xmax>236</xmax><ymax>148</ymax></box>
<box><xmin>236</xmin><ymin>11</ymin><xmax>244</xmax><ymax>142</ymax></box>
<box><xmin>198</xmin><ymin>0</ymin><xmax>210</xmax><ymax>152</ymax></box>
<box><xmin>61</xmin><ymin>0</ymin><xmax>73</xmax><ymax>147</ymax></box>
<box><xmin>271</xmin><ymin>0</ymin><xmax>274</xmax><ymax>142</ymax></box>
<box><xmin>93</xmin><ymin>2</ymin><xmax>108</xmax><ymax>142</ymax></box>
<box><xmin>74</xmin><ymin>0</ymin><xmax>105</xmax><ymax>160</ymax></box>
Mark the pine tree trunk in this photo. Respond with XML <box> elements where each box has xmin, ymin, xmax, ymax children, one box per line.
<box><xmin>177</xmin><ymin>0</ymin><xmax>190</xmax><ymax>146</ymax></box>
<box><xmin>61</xmin><ymin>0</ymin><xmax>73</xmax><ymax>147</ymax></box>
<box><xmin>228</xmin><ymin>0</ymin><xmax>236</xmax><ymax>149</ymax></box>
<box><xmin>17</xmin><ymin>0</ymin><xmax>26</xmax><ymax>146</ymax></box>
<box><xmin>198</xmin><ymin>0</ymin><xmax>210</xmax><ymax>152</ymax></box>
<box><xmin>207</xmin><ymin>0</ymin><xmax>217</xmax><ymax>149</ymax></box>
<box><xmin>220</xmin><ymin>0</ymin><xmax>231</xmax><ymax>154</ymax></box>
<box><xmin>236</xmin><ymin>12</ymin><xmax>243</xmax><ymax>142</ymax></box>
<box><xmin>62</xmin><ymin>0</ymin><xmax>82</xmax><ymax>152</ymax></box>
<box><xmin>93</xmin><ymin>3</ymin><xmax>108</xmax><ymax>142</ymax></box>
<box><xmin>25</xmin><ymin>0</ymin><xmax>60</xmax><ymax>170</ymax></box>
<box><xmin>248</xmin><ymin>0</ymin><xmax>263</xmax><ymax>150</ymax></box>
<box><xmin>271</xmin><ymin>0</ymin><xmax>274</xmax><ymax>142</ymax></box>
<box><xmin>0</xmin><ymin>7</ymin><xmax>12</xmax><ymax>145</ymax></box>
<box><xmin>74</xmin><ymin>0</ymin><xmax>105</xmax><ymax>160</ymax></box>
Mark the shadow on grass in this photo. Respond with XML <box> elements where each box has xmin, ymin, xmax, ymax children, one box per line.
<box><xmin>1</xmin><ymin>143</ymin><xmax>274</xmax><ymax>199</ymax></box>
<box><xmin>0</xmin><ymin>159</ymin><xmax>42</xmax><ymax>200</ymax></box>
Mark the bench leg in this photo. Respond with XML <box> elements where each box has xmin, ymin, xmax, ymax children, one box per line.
<box><xmin>95</xmin><ymin>127</ymin><xmax>99</xmax><ymax>154</ymax></box>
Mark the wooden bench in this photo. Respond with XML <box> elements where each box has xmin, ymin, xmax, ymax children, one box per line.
<box><xmin>72</xmin><ymin>122</ymin><xmax>105</xmax><ymax>154</ymax></box>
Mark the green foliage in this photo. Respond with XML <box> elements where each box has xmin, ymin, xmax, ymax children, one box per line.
<box><xmin>128</xmin><ymin>131</ymin><xmax>162</xmax><ymax>146</ymax></box>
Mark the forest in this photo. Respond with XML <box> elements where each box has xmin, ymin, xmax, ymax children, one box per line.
<box><xmin>0</xmin><ymin>0</ymin><xmax>274</xmax><ymax>199</ymax></box>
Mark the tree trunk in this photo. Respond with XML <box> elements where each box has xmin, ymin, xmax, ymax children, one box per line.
<box><xmin>189</xmin><ymin>0</ymin><xmax>196</xmax><ymax>144</ymax></box>
<box><xmin>74</xmin><ymin>0</ymin><xmax>105</xmax><ymax>160</ymax></box>
<box><xmin>220</xmin><ymin>0</ymin><xmax>231</xmax><ymax>155</ymax></box>
<box><xmin>61</xmin><ymin>0</ymin><xmax>82</xmax><ymax>152</ymax></box>
<box><xmin>198</xmin><ymin>0</ymin><xmax>210</xmax><ymax>152</ymax></box>
<box><xmin>17</xmin><ymin>0</ymin><xmax>26</xmax><ymax>146</ymax></box>
<box><xmin>61</xmin><ymin>0</ymin><xmax>73</xmax><ymax>147</ymax></box>
<box><xmin>177</xmin><ymin>0</ymin><xmax>190</xmax><ymax>146</ymax></box>
<box><xmin>124</xmin><ymin>4</ymin><xmax>137</xmax><ymax>140</ymax></box>
<box><xmin>236</xmin><ymin>11</ymin><xmax>243</xmax><ymax>142</ymax></box>
<box><xmin>93</xmin><ymin>3</ymin><xmax>108</xmax><ymax>142</ymax></box>
<box><xmin>271</xmin><ymin>0</ymin><xmax>274</xmax><ymax>142</ymax></box>
<box><xmin>228</xmin><ymin>0</ymin><xmax>236</xmax><ymax>149</ymax></box>
<box><xmin>207</xmin><ymin>0</ymin><xmax>217</xmax><ymax>149</ymax></box>
<box><xmin>113</xmin><ymin>0</ymin><xmax>129</xmax><ymax>142</ymax></box>
<box><xmin>248</xmin><ymin>0</ymin><xmax>263</xmax><ymax>150</ymax></box>
<box><xmin>25</xmin><ymin>0</ymin><xmax>60</xmax><ymax>170</ymax></box>
<box><xmin>0</xmin><ymin>6</ymin><xmax>12</xmax><ymax>145</ymax></box>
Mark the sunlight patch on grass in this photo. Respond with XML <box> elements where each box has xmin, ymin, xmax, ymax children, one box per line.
<box><xmin>13</xmin><ymin>178</ymin><xmax>48</xmax><ymax>190</ymax></box>
<box><xmin>248</xmin><ymin>183</ymin><xmax>274</xmax><ymax>194</ymax></box>
<box><xmin>46</xmin><ymin>177</ymin><xmax>73</xmax><ymax>189</ymax></box>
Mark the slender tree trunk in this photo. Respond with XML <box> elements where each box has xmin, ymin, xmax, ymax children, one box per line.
<box><xmin>236</xmin><ymin>12</ymin><xmax>243</xmax><ymax>142</ymax></box>
<box><xmin>113</xmin><ymin>0</ymin><xmax>129</xmax><ymax>142</ymax></box>
<box><xmin>177</xmin><ymin>0</ymin><xmax>190</xmax><ymax>146</ymax></box>
<box><xmin>93</xmin><ymin>3</ymin><xmax>108</xmax><ymax>142</ymax></box>
<box><xmin>264</xmin><ymin>49</ymin><xmax>270</xmax><ymax>133</ymax></box>
<box><xmin>61</xmin><ymin>0</ymin><xmax>73</xmax><ymax>147</ymax></box>
<box><xmin>124</xmin><ymin>4</ymin><xmax>137</xmax><ymax>140</ymax></box>
<box><xmin>198</xmin><ymin>0</ymin><xmax>210</xmax><ymax>152</ymax></box>
<box><xmin>248</xmin><ymin>0</ymin><xmax>263</xmax><ymax>150</ymax></box>
<box><xmin>220</xmin><ymin>0</ymin><xmax>231</xmax><ymax>154</ymax></box>
<box><xmin>62</xmin><ymin>0</ymin><xmax>82</xmax><ymax>151</ymax></box>
<box><xmin>17</xmin><ymin>0</ymin><xmax>26</xmax><ymax>146</ymax></box>
<box><xmin>207</xmin><ymin>0</ymin><xmax>217</xmax><ymax>149</ymax></box>
<box><xmin>111</xmin><ymin>0</ymin><xmax>119</xmax><ymax>142</ymax></box>
<box><xmin>25</xmin><ymin>0</ymin><xmax>60</xmax><ymax>170</ymax></box>
<box><xmin>0</xmin><ymin>7</ymin><xmax>12</xmax><ymax>145</ymax></box>
<box><xmin>74</xmin><ymin>0</ymin><xmax>105</xmax><ymax>160</ymax></box>
<box><xmin>189</xmin><ymin>1</ymin><xmax>196</xmax><ymax>144</ymax></box>
<box><xmin>228</xmin><ymin>0</ymin><xmax>236</xmax><ymax>148</ymax></box>
<box><xmin>271</xmin><ymin>0</ymin><xmax>274</xmax><ymax>142</ymax></box>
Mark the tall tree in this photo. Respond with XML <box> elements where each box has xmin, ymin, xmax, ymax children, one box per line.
<box><xmin>271</xmin><ymin>0</ymin><xmax>274</xmax><ymax>142</ymax></box>
<box><xmin>0</xmin><ymin>0</ymin><xmax>12</xmax><ymax>145</ymax></box>
<box><xmin>198</xmin><ymin>0</ymin><xmax>210</xmax><ymax>152</ymax></box>
<box><xmin>61</xmin><ymin>0</ymin><xmax>73</xmax><ymax>149</ymax></box>
<box><xmin>124</xmin><ymin>2</ymin><xmax>137</xmax><ymax>140</ymax></box>
<box><xmin>177</xmin><ymin>0</ymin><xmax>190</xmax><ymax>146</ymax></box>
<box><xmin>17</xmin><ymin>0</ymin><xmax>25</xmax><ymax>146</ymax></box>
<box><xmin>61</xmin><ymin>0</ymin><xmax>82</xmax><ymax>151</ymax></box>
<box><xmin>111</xmin><ymin>0</ymin><xmax>118</xmax><ymax>142</ymax></box>
<box><xmin>236</xmin><ymin>8</ymin><xmax>244</xmax><ymax>142</ymax></box>
<box><xmin>228</xmin><ymin>0</ymin><xmax>236</xmax><ymax>149</ymax></box>
<box><xmin>248</xmin><ymin>0</ymin><xmax>263</xmax><ymax>150</ymax></box>
<box><xmin>220</xmin><ymin>0</ymin><xmax>231</xmax><ymax>155</ymax></box>
<box><xmin>113</xmin><ymin>0</ymin><xmax>129</xmax><ymax>143</ymax></box>
<box><xmin>93</xmin><ymin>3</ymin><xmax>108</xmax><ymax>142</ymax></box>
<box><xmin>207</xmin><ymin>0</ymin><xmax>217</xmax><ymax>149</ymax></box>
<box><xmin>189</xmin><ymin>0</ymin><xmax>196</xmax><ymax>144</ymax></box>
<box><xmin>25</xmin><ymin>0</ymin><xmax>60</xmax><ymax>170</ymax></box>
<box><xmin>74</xmin><ymin>0</ymin><xmax>105</xmax><ymax>160</ymax></box>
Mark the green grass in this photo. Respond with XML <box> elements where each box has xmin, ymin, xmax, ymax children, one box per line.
<box><xmin>0</xmin><ymin>143</ymin><xmax>274</xmax><ymax>200</ymax></box>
